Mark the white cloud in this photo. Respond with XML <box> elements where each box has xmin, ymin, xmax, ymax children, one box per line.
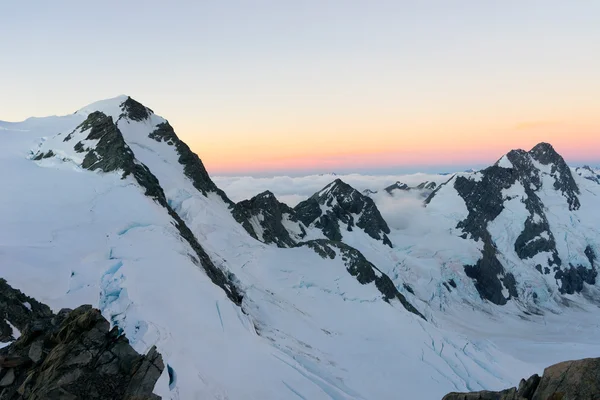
<box><xmin>214</xmin><ymin>172</ymin><xmax>448</xmax><ymax>205</ymax></box>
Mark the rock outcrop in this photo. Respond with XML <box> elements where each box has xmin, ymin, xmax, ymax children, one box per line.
<box><xmin>0</xmin><ymin>280</ymin><xmax>164</xmax><ymax>399</ymax></box>
<box><xmin>443</xmin><ymin>357</ymin><xmax>600</xmax><ymax>400</ymax></box>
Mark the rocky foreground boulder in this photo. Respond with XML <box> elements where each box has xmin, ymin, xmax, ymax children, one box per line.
<box><xmin>443</xmin><ymin>357</ymin><xmax>600</xmax><ymax>400</ymax></box>
<box><xmin>0</xmin><ymin>280</ymin><xmax>163</xmax><ymax>399</ymax></box>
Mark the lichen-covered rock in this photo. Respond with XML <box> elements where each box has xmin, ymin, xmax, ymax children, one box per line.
<box><xmin>0</xmin><ymin>280</ymin><xmax>164</xmax><ymax>399</ymax></box>
<box><xmin>0</xmin><ymin>301</ymin><xmax>164</xmax><ymax>400</ymax></box>
<box><xmin>532</xmin><ymin>357</ymin><xmax>600</xmax><ymax>400</ymax></box>
<box><xmin>443</xmin><ymin>357</ymin><xmax>600</xmax><ymax>400</ymax></box>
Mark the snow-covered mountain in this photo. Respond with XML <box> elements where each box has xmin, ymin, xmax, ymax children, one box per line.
<box><xmin>2</xmin><ymin>95</ymin><xmax>600</xmax><ymax>399</ymax></box>
<box><xmin>423</xmin><ymin>143</ymin><xmax>599</xmax><ymax>308</ymax></box>
<box><xmin>294</xmin><ymin>179</ymin><xmax>393</xmax><ymax>247</ymax></box>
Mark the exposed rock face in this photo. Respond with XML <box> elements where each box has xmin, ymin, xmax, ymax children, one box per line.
<box><xmin>32</xmin><ymin>111</ymin><xmax>243</xmax><ymax>306</ymax></box>
<box><xmin>383</xmin><ymin>181</ymin><xmax>436</xmax><ymax>196</ymax></box>
<box><xmin>301</xmin><ymin>239</ymin><xmax>425</xmax><ymax>319</ymax></box>
<box><xmin>528</xmin><ymin>142</ymin><xmax>580</xmax><ymax>210</ymax></box>
<box><xmin>0</xmin><ymin>281</ymin><xmax>163</xmax><ymax>399</ymax></box>
<box><xmin>575</xmin><ymin>165</ymin><xmax>600</xmax><ymax>184</ymax></box>
<box><xmin>427</xmin><ymin>143</ymin><xmax>592</xmax><ymax>305</ymax></box>
<box><xmin>416</xmin><ymin>181</ymin><xmax>437</xmax><ymax>190</ymax></box>
<box><xmin>443</xmin><ymin>357</ymin><xmax>600</xmax><ymax>400</ymax></box>
<box><xmin>147</xmin><ymin>121</ymin><xmax>233</xmax><ymax>205</ymax></box>
<box><xmin>0</xmin><ymin>279</ymin><xmax>53</xmax><ymax>342</ymax></box>
<box><xmin>384</xmin><ymin>181</ymin><xmax>409</xmax><ymax>194</ymax></box>
<box><xmin>295</xmin><ymin>179</ymin><xmax>392</xmax><ymax>247</ymax></box>
<box><xmin>120</xmin><ymin>96</ymin><xmax>152</xmax><ymax>122</ymax></box>
<box><xmin>232</xmin><ymin>191</ymin><xmax>306</xmax><ymax>248</ymax></box>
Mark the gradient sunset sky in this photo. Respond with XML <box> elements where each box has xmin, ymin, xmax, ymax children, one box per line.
<box><xmin>2</xmin><ymin>1</ymin><xmax>599</xmax><ymax>176</ymax></box>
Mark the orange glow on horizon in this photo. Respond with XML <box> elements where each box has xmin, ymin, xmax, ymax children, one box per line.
<box><xmin>181</xmin><ymin>121</ymin><xmax>600</xmax><ymax>174</ymax></box>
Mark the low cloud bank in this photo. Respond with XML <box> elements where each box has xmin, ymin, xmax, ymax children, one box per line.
<box><xmin>214</xmin><ymin>173</ymin><xmax>451</xmax><ymax>230</ymax></box>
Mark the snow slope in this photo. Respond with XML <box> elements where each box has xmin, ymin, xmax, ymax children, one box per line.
<box><xmin>1</xmin><ymin>96</ymin><xmax>599</xmax><ymax>399</ymax></box>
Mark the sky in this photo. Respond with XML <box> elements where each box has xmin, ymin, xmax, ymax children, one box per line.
<box><xmin>2</xmin><ymin>1</ymin><xmax>599</xmax><ymax>176</ymax></box>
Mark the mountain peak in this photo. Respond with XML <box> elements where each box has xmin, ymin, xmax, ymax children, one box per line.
<box><xmin>120</xmin><ymin>96</ymin><xmax>153</xmax><ymax>121</ymax></box>
<box><xmin>256</xmin><ymin>190</ymin><xmax>276</xmax><ymax>199</ymax></box>
<box><xmin>233</xmin><ymin>191</ymin><xmax>306</xmax><ymax>248</ymax></box>
<box><xmin>329</xmin><ymin>178</ymin><xmax>352</xmax><ymax>190</ymax></box>
<box><xmin>74</xmin><ymin>95</ymin><xmax>154</xmax><ymax>123</ymax></box>
<box><xmin>529</xmin><ymin>142</ymin><xmax>562</xmax><ymax>165</ymax></box>
<box><xmin>295</xmin><ymin>180</ymin><xmax>392</xmax><ymax>246</ymax></box>
<box><xmin>426</xmin><ymin>141</ymin><xmax>586</xmax><ymax>305</ymax></box>
<box><xmin>315</xmin><ymin>178</ymin><xmax>358</xmax><ymax>200</ymax></box>
<box><xmin>384</xmin><ymin>181</ymin><xmax>409</xmax><ymax>194</ymax></box>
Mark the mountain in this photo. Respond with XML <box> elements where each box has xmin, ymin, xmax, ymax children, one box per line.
<box><xmin>416</xmin><ymin>180</ymin><xmax>437</xmax><ymax>190</ymax></box>
<box><xmin>294</xmin><ymin>179</ymin><xmax>393</xmax><ymax>247</ymax></box>
<box><xmin>384</xmin><ymin>181</ymin><xmax>410</xmax><ymax>193</ymax></box>
<box><xmin>232</xmin><ymin>190</ymin><xmax>307</xmax><ymax>247</ymax></box>
<box><xmin>2</xmin><ymin>96</ymin><xmax>600</xmax><ymax>399</ymax></box>
<box><xmin>576</xmin><ymin>165</ymin><xmax>600</xmax><ymax>184</ymax></box>
<box><xmin>423</xmin><ymin>142</ymin><xmax>599</xmax><ymax>307</ymax></box>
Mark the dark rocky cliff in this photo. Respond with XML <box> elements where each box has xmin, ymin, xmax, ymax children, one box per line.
<box><xmin>0</xmin><ymin>279</ymin><xmax>164</xmax><ymax>399</ymax></box>
<box><xmin>443</xmin><ymin>357</ymin><xmax>600</xmax><ymax>400</ymax></box>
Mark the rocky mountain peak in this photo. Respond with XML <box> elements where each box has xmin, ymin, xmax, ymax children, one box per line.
<box><xmin>529</xmin><ymin>141</ymin><xmax>561</xmax><ymax>164</ymax></box>
<box><xmin>319</xmin><ymin>178</ymin><xmax>356</xmax><ymax>198</ymax></box>
<box><xmin>427</xmin><ymin>142</ymin><xmax>591</xmax><ymax>305</ymax></box>
<box><xmin>232</xmin><ymin>191</ymin><xmax>306</xmax><ymax>248</ymax></box>
<box><xmin>31</xmin><ymin>110</ymin><xmax>243</xmax><ymax>306</ymax></box>
<box><xmin>416</xmin><ymin>181</ymin><xmax>437</xmax><ymax>190</ymax></box>
<box><xmin>503</xmin><ymin>142</ymin><xmax>580</xmax><ymax>210</ymax></box>
<box><xmin>120</xmin><ymin>96</ymin><xmax>153</xmax><ymax>122</ymax></box>
<box><xmin>576</xmin><ymin>165</ymin><xmax>600</xmax><ymax>184</ymax></box>
<box><xmin>384</xmin><ymin>181</ymin><xmax>409</xmax><ymax>194</ymax></box>
<box><xmin>295</xmin><ymin>179</ymin><xmax>392</xmax><ymax>247</ymax></box>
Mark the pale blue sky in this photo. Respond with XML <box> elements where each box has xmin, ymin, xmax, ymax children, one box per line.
<box><xmin>2</xmin><ymin>1</ymin><xmax>599</xmax><ymax>175</ymax></box>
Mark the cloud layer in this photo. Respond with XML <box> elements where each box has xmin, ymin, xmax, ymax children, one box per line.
<box><xmin>214</xmin><ymin>173</ymin><xmax>450</xmax><ymax>230</ymax></box>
